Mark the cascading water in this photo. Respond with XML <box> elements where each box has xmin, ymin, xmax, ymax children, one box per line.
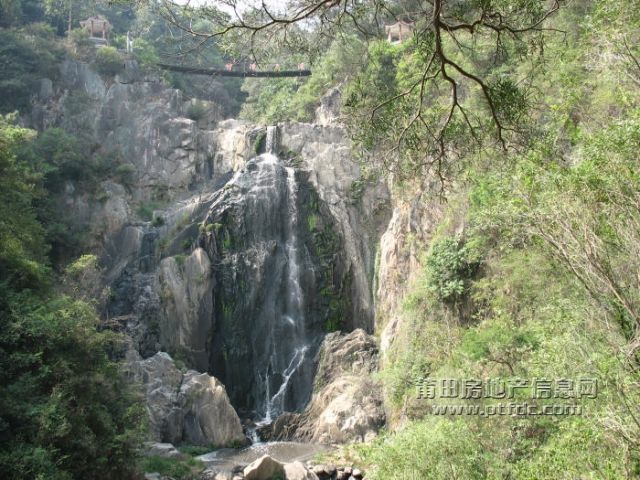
<box><xmin>265</xmin><ymin>125</ymin><xmax>278</xmax><ymax>155</ymax></box>
<box><xmin>259</xmin><ymin>127</ymin><xmax>310</xmax><ymax>426</ymax></box>
<box><xmin>211</xmin><ymin>125</ymin><xmax>313</xmax><ymax>443</ymax></box>
<box><xmin>202</xmin><ymin>123</ymin><xmax>346</xmax><ymax>446</ymax></box>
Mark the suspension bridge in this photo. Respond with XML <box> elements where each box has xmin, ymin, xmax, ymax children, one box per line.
<box><xmin>156</xmin><ymin>63</ymin><xmax>311</xmax><ymax>78</ymax></box>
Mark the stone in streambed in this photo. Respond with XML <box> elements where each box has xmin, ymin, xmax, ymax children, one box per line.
<box><xmin>243</xmin><ymin>455</ymin><xmax>285</xmax><ymax>480</ymax></box>
<box><xmin>284</xmin><ymin>461</ymin><xmax>319</xmax><ymax>480</ymax></box>
<box><xmin>143</xmin><ymin>442</ymin><xmax>182</xmax><ymax>459</ymax></box>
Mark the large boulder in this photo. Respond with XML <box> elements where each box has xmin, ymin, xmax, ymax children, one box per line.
<box><xmin>143</xmin><ymin>442</ymin><xmax>182</xmax><ymax>459</ymax></box>
<box><xmin>284</xmin><ymin>461</ymin><xmax>320</xmax><ymax>480</ymax></box>
<box><xmin>127</xmin><ymin>350</ymin><xmax>184</xmax><ymax>442</ymax></box>
<box><xmin>127</xmin><ymin>351</ymin><xmax>245</xmax><ymax>447</ymax></box>
<box><xmin>315</xmin><ymin>86</ymin><xmax>342</xmax><ymax>126</ymax></box>
<box><xmin>243</xmin><ymin>455</ymin><xmax>285</xmax><ymax>480</ymax></box>
<box><xmin>179</xmin><ymin>370</ymin><xmax>245</xmax><ymax>447</ymax></box>
<box><xmin>270</xmin><ymin>329</ymin><xmax>385</xmax><ymax>444</ymax></box>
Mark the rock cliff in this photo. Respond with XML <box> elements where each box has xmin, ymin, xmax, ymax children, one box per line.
<box><xmin>33</xmin><ymin>58</ymin><xmax>391</xmax><ymax>442</ymax></box>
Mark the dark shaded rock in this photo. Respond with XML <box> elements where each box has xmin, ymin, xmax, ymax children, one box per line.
<box><xmin>200</xmin><ymin>154</ymin><xmax>353</xmax><ymax>417</ymax></box>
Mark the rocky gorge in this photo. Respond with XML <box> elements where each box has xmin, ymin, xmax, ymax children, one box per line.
<box><xmin>26</xmin><ymin>58</ymin><xmax>410</xmax><ymax>477</ymax></box>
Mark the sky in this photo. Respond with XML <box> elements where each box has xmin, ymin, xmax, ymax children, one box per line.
<box><xmin>175</xmin><ymin>0</ymin><xmax>291</xmax><ymax>16</ymax></box>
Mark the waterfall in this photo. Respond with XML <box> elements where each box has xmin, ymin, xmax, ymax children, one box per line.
<box><xmin>265</xmin><ymin>125</ymin><xmax>278</xmax><ymax>154</ymax></box>
<box><xmin>260</xmin><ymin>163</ymin><xmax>310</xmax><ymax>423</ymax></box>
<box><xmin>233</xmin><ymin>132</ymin><xmax>309</xmax><ymax>428</ymax></box>
<box><xmin>209</xmin><ymin>124</ymin><xmax>321</xmax><ymax>439</ymax></box>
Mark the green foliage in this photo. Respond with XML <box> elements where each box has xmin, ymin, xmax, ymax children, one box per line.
<box><xmin>0</xmin><ymin>114</ymin><xmax>144</xmax><ymax>480</ymax></box>
<box><xmin>0</xmin><ymin>24</ymin><xmax>63</xmax><ymax>113</ymax></box>
<box><xmin>365</xmin><ymin>2</ymin><xmax>640</xmax><ymax>472</ymax></box>
<box><xmin>254</xmin><ymin>130</ymin><xmax>266</xmax><ymax>155</ymax></box>
<box><xmin>354</xmin><ymin>419</ymin><xmax>491</xmax><ymax>480</ymax></box>
<box><xmin>64</xmin><ymin>253</ymin><xmax>98</xmax><ymax>275</ymax></box>
<box><xmin>425</xmin><ymin>236</ymin><xmax>479</xmax><ymax>304</ymax></box>
<box><xmin>19</xmin><ymin>127</ymin><xmax>99</xmax><ymax>191</ymax></box>
<box><xmin>115</xmin><ymin>163</ymin><xmax>136</xmax><ymax>185</ymax></box>
<box><xmin>16</xmin><ymin>127</ymin><xmax>109</xmax><ymax>262</ymax></box>
<box><xmin>94</xmin><ymin>46</ymin><xmax>123</xmax><ymax>76</ymax></box>
<box><xmin>0</xmin><ymin>294</ymin><xmax>145</xmax><ymax>480</ymax></box>
<box><xmin>222</xmin><ymin>232</ymin><xmax>232</xmax><ymax>249</ymax></box>
<box><xmin>174</xmin><ymin>254</ymin><xmax>187</xmax><ymax>267</ymax></box>
<box><xmin>136</xmin><ymin>201</ymin><xmax>163</xmax><ymax>222</ymax></box>
<box><xmin>185</xmin><ymin>101</ymin><xmax>207</xmax><ymax>121</ymax></box>
<box><xmin>128</xmin><ymin>5</ymin><xmax>244</xmax><ymax>117</ymax></box>
<box><xmin>141</xmin><ymin>455</ymin><xmax>204</xmax><ymax>480</ymax></box>
<box><xmin>0</xmin><ymin>114</ymin><xmax>46</xmax><ymax>291</ymax></box>
<box><xmin>240</xmin><ymin>36</ymin><xmax>367</xmax><ymax>123</ymax></box>
<box><xmin>131</xmin><ymin>37</ymin><xmax>160</xmax><ymax>73</ymax></box>
<box><xmin>177</xmin><ymin>445</ymin><xmax>212</xmax><ymax>456</ymax></box>
<box><xmin>307</xmin><ymin>213</ymin><xmax>318</xmax><ymax>231</ymax></box>
<box><xmin>68</xmin><ymin>27</ymin><xmax>94</xmax><ymax>60</ymax></box>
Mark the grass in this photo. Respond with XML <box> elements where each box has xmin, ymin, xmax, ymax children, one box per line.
<box><xmin>141</xmin><ymin>455</ymin><xmax>204</xmax><ymax>480</ymax></box>
<box><xmin>178</xmin><ymin>445</ymin><xmax>213</xmax><ymax>456</ymax></box>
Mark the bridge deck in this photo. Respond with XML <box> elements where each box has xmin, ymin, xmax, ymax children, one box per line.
<box><xmin>157</xmin><ymin>63</ymin><xmax>311</xmax><ymax>78</ymax></box>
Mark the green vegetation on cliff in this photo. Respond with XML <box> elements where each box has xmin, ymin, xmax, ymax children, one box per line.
<box><xmin>350</xmin><ymin>2</ymin><xmax>640</xmax><ymax>478</ymax></box>
<box><xmin>0</xmin><ymin>116</ymin><xmax>144</xmax><ymax>479</ymax></box>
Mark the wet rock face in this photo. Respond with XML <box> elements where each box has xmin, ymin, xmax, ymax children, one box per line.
<box><xmin>198</xmin><ymin>153</ymin><xmax>352</xmax><ymax>418</ymax></box>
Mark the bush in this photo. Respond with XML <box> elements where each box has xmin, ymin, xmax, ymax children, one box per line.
<box><xmin>69</xmin><ymin>28</ymin><xmax>94</xmax><ymax>61</ymax></box>
<box><xmin>115</xmin><ymin>163</ymin><xmax>137</xmax><ymax>184</ymax></box>
<box><xmin>426</xmin><ymin>236</ymin><xmax>479</xmax><ymax>304</ymax></box>
<box><xmin>95</xmin><ymin>46</ymin><xmax>123</xmax><ymax>76</ymax></box>
<box><xmin>185</xmin><ymin>101</ymin><xmax>207</xmax><ymax>121</ymax></box>
<box><xmin>137</xmin><ymin>202</ymin><xmax>163</xmax><ymax>222</ymax></box>
<box><xmin>132</xmin><ymin>38</ymin><xmax>161</xmax><ymax>72</ymax></box>
<box><xmin>0</xmin><ymin>25</ymin><xmax>63</xmax><ymax>113</ymax></box>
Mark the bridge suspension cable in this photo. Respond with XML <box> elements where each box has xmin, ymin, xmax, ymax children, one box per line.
<box><xmin>156</xmin><ymin>63</ymin><xmax>311</xmax><ymax>78</ymax></box>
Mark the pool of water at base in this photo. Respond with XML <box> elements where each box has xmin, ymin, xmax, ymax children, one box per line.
<box><xmin>197</xmin><ymin>441</ymin><xmax>330</xmax><ymax>473</ymax></box>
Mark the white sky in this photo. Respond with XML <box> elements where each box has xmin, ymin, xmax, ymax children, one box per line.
<box><xmin>176</xmin><ymin>0</ymin><xmax>290</xmax><ymax>15</ymax></box>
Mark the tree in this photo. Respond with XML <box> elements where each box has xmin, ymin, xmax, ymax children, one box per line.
<box><xmin>0</xmin><ymin>115</ymin><xmax>144</xmax><ymax>480</ymax></box>
<box><xmin>151</xmin><ymin>0</ymin><xmax>565</xmax><ymax>180</ymax></box>
<box><xmin>0</xmin><ymin>24</ymin><xmax>63</xmax><ymax>114</ymax></box>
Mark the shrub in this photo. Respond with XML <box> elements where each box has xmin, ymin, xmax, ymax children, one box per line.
<box><xmin>132</xmin><ymin>38</ymin><xmax>161</xmax><ymax>73</ymax></box>
<box><xmin>95</xmin><ymin>46</ymin><xmax>123</xmax><ymax>76</ymax></box>
<box><xmin>178</xmin><ymin>445</ymin><xmax>212</xmax><ymax>456</ymax></box>
<box><xmin>137</xmin><ymin>202</ymin><xmax>163</xmax><ymax>221</ymax></box>
<box><xmin>69</xmin><ymin>28</ymin><xmax>94</xmax><ymax>60</ymax></box>
<box><xmin>115</xmin><ymin>163</ymin><xmax>137</xmax><ymax>184</ymax></box>
<box><xmin>141</xmin><ymin>455</ymin><xmax>204</xmax><ymax>480</ymax></box>
<box><xmin>0</xmin><ymin>25</ymin><xmax>63</xmax><ymax>113</ymax></box>
<box><xmin>185</xmin><ymin>101</ymin><xmax>208</xmax><ymax>121</ymax></box>
<box><xmin>426</xmin><ymin>236</ymin><xmax>479</xmax><ymax>304</ymax></box>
